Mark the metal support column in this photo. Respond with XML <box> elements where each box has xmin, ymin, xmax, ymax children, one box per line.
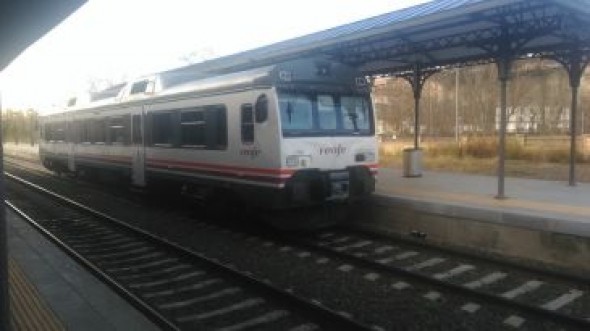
<box><xmin>455</xmin><ymin>68</ymin><xmax>459</xmax><ymax>142</ymax></box>
<box><xmin>569</xmin><ymin>83</ymin><xmax>579</xmax><ymax>186</ymax></box>
<box><xmin>413</xmin><ymin>68</ymin><xmax>422</xmax><ymax>149</ymax></box>
<box><xmin>399</xmin><ymin>64</ymin><xmax>438</xmax><ymax>178</ymax></box>
<box><xmin>0</xmin><ymin>92</ymin><xmax>10</xmax><ymax>331</ymax></box>
<box><xmin>403</xmin><ymin>63</ymin><xmax>436</xmax><ymax>149</ymax></box>
<box><xmin>553</xmin><ymin>49</ymin><xmax>590</xmax><ymax>187</ymax></box>
<box><xmin>496</xmin><ymin>57</ymin><xmax>512</xmax><ymax>199</ymax></box>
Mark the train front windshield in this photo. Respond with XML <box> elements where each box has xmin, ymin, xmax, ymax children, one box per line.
<box><xmin>278</xmin><ymin>92</ymin><xmax>374</xmax><ymax>137</ymax></box>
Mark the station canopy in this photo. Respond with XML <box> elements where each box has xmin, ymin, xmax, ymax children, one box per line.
<box><xmin>173</xmin><ymin>0</ymin><xmax>590</xmax><ymax>77</ymax></box>
<box><xmin>0</xmin><ymin>0</ymin><xmax>86</xmax><ymax>71</ymax></box>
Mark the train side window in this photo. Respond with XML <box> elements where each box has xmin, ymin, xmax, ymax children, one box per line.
<box><xmin>78</xmin><ymin>121</ymin><xmax>84</xmax><ymax>143</ymax></box>
<box><xmin>72</xmin><ymin>121</ymin><xmax>81</xmax><ymax>143</ymax></box>
<box><xmin>124</xmin><ymin>115</ymin><xmax>132</xmax><ymax>144</ymax></box>
<box><xmin>108</xmin><ymin>116</ymin><xmax>126</xmax><ymax>144</ymax></box>
<box><xmin>208</xmin><ymin>105</ymin><xmax>227</xmax><ymax>150</ymax></box>
<box><xmin>180</xmin><ymin>109</ymin><xmax>206</xmax><ymax>147</ymax></box>
<box><xmin>152</xmin><ymin>112</ymin><xmax>174</xmax><ymax>146</ymax></box>
<box><xmin>132</xmin><ymin>115</ymin><xmax>141</xmax><ymax>144</ymax></box>
<box><xmin>55</xmin><ymin>122</ymin><xmax>65</xmax><ymax>142</ymax></box>
<box><xmin>90</xmin><ymin>119</ymin><xmax>96</xmax><ymax>143</ymax></box>
<box><xmin>92</xmin><ymin>118</ymin><xmax>106</xmax><ymax>144</ymax></box>
<box><xmin>255</xmin><ymin>94</ymin><xmax>268</xmax><ymax>123</ymax></box>
<box><xmin>65</xmin><ymin>122</ymin><xmax>73</xmax><ymax>143</ymax></box>
<box><xmin>49</xmin><ymin>123</ymin><xmax>56</xmax><ymax>141</ymax></box>
<box><xmin>81</xmin><ymin>120</ymin><xmax>92</xmax><ymax>143</ymax></box>
<box><xmin>43</xmin><ymin>124</ymin><xmax>51</xmax><ymax>141</ymax></box>
<box><xmin>241</xmin><ymin>104</ymin><xmax>254</xmax><ymax>143</ymax></box>
<box><xmin>51</xmin><ymin>123</ymin><xmax>57</xmax><ymax>142</ymax></box>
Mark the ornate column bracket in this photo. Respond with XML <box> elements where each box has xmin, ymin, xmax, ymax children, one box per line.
<box><xmin>401</xmin><ymin>64</ymin><xmax>438</xmax><ymax>100</ymax></box>
<box><xmin>399</xmin><ymin>63</ymin><xmax>439</xmax><ymax>149</ymax></box>
<box><xmin>550</xmin><ymin>48</ymin><xmax>590</xmax><ymax>89</ymax></box>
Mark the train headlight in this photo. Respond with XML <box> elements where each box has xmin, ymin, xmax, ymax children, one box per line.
<box><xmin>286</xmin><ymin>155</ymin><xmax>311</xmax><ymax>168</ymax></box>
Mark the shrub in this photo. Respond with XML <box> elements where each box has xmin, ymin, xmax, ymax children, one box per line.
<box><xmin>427</xmin><ymin>142</ymin><xmax>461</xmax><ymax>158</ymax></box>
<box><xmin>462</xmin><ymin>136</ymin><xmax>498</xmax><ymax>158</ymax></box>
<box><xmin>380</xmin><ymin>135</ymin><xmax>589</xmax><ymax>166</ymax></box>
<box><xmin>505</xmin><ymin>138</ymin><xmax>527</xmax><ymax>160</ymax></box>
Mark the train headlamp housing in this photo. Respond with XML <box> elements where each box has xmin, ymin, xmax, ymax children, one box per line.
<box><xmin>286</xmin><ymin>155</ymin><xmax>312</xmax><ymax>168</ymax></box>
<box><xmin>355</xmin><ymin>151</ymin><xmax>375</xmax><ymax>163</ymax></box>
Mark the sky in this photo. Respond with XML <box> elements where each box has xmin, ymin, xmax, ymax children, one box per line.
<box><xmin>0</xmin><ymin>0</ymin><xmax>428</xmax><ymax>111</ymax></box>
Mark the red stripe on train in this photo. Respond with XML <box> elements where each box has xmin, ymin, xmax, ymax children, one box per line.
<box><xmin>147</xmin><ymin>158</ymin><xmax>295</xmax><ymax>177</ymax></box>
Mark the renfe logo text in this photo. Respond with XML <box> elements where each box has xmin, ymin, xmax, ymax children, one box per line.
<box><xmin>319</xmin><ymin>144</ymin><xmax>347</xmax><ymax>156</ymax></box>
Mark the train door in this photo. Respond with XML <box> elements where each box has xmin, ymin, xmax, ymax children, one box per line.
<box><xmin>131</xmin><ymin>110</ymin><xmax>146</xmax><ymax>186</ymax></box>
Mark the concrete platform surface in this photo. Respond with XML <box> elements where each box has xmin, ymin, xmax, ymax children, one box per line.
<box><xmin>375</xmin><ymin>167</ymin><xmax>590</xmax><ymax>237</ymax></box>
<box><xmin>7</xmin><ymin>208</ymin><xmax>160</xmax><ymax>331</ymax></box>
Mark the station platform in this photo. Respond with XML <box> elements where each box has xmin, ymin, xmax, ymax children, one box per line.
<box><xmin>371</xmin><ymin>168</ymin><xmax>590</xmax><ymax>273</ymax></box>
<box><xmin>6</xmin><ymin>208</ymin><xmax>159</xmax><ymax>331</ymax></box>
<box><xmin>375</xmin><ymin>168</ymin><xmax>590</xmax><ymax>237</ymax></box>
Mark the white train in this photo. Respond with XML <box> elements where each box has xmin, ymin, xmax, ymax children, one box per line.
<box><xmin>39</xmin><ymin>58</ymin><xmax>378</xmax><ymax>209</ymax></box>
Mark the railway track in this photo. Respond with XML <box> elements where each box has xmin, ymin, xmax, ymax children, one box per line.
<box><xmin>166</xmin><ymin>221</ymin><xmax>590</xmax><ymax>330</ymax></box>
<box><xmin>4</xmin><ymin>157</ymin><xmax>590</xmax><ymax>330</ymax></box>
<box><xmin>5</xmin><ymin>173</ymin><xmax>371</xmax><ymax>331</ymax></box>
<box><xmin>291</xmin><ymin>229</ymin><xmax>590</xmax><ymax>329</ymax></box>
<box><xmin>154</xmin><ymin>218</ymin><xmax>590</xmax><ymax>330</ymax></box>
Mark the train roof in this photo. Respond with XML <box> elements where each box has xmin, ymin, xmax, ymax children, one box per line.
<box><xmin>159</xmin><ymin>57</ymin><xmax>364</xmax><ymax>95</ymax></box>
<box><xmin>45</xmin><ymin>58</ymin><xmax>367</xmax><ymax>116</ymax></box>
<box><xmin>90</xmin><ymin>83</ymin><xmax>127</xmax><ymax>102</ymax></box>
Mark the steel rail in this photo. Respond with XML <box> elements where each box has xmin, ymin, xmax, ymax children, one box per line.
<box><xmin>5</xmin><ymin>201</ymin><xmax>179</xmax><ymax>331</ymax></box>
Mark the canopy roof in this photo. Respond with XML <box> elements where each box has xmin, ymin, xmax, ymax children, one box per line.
<box><xmin>0</xmin><ymin>0</ymin><xmax>86</xmax><ymax>71</ymax></box>
<box><xmin>177</xmin><ymin>0</ymin><xmax>590</xmax><ymax>77</ymax></box>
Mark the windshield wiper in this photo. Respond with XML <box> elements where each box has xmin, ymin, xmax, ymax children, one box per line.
<box><xmin>347</xmin><ymin>112</ymin><xmax>359</xmax><ymax>132</ymax></box>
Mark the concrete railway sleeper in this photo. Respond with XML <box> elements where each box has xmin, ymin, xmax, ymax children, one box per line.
<box><xmin>289</xmin><ymin>229</ymin><xmax>590</xmax><ymax>329</ymax></box>
<box><xmin>183</xmin><ymin>221</ymin><xmax>590</xmax><ymax>329</ymax></box>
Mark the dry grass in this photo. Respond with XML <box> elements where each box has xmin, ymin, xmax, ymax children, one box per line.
<box><xmin>379</xmin><ymin>136</ymin><xmax>590</xmax><ymax>182</ymax></box>
<box><xmin>425</xmin><ymin>136</ymin><xmax>589</xmax><ymax>163</ymax></box>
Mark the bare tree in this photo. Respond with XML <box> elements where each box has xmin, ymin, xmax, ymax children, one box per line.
<box><xmin>372</xmin><ymin>58</ymin><xmax>582</xmax><ymax>138</ymax></box>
